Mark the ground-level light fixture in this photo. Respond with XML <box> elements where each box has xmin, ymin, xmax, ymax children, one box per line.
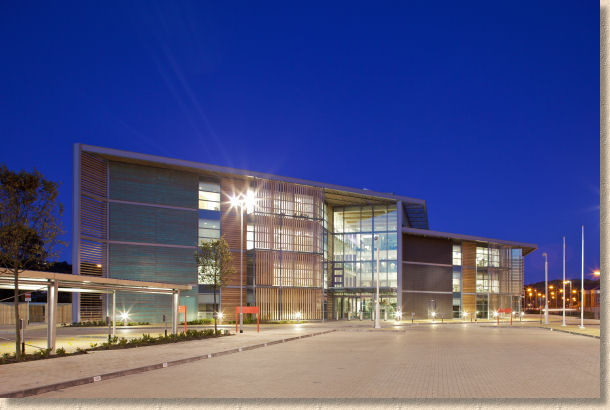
<box><xmin>216</xmin><ymin>311</ymin><xmax>224</xmax><ymax>320</ymax></box>
<box><xmin>493</xmin><ymin>311</ymin><xmax>498</xmax><ymax>318</ymax></box>
<box><xmin>120</xmin><ymin>311</ymin><xmax>129</xmax><ymax>325</ymax></box>
<box><xmin>295</xmin><ymin>311</ymin><xmax>301</xmax><ymax>324</ymax></box>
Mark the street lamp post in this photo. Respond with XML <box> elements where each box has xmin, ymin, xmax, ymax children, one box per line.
<box><xmin>231</xmin><ymin>191</ymin><xmax>256</xmax><ymax>335</ymax></box>
<box><xmin>562</xmin><ymin>236</ymin><xmax>566</xmax><ymax>327</ymax></box>
<box><xmin>543</xmin><ymin>252</ymin><xmax>549</xmax><ymax>325</ymax></box>
<box><xmin>580</xmin><ymin>225</ymin><xmax>585</xmax><ymax>329</ymax></box>
<box><xmin>374</xmin><ymin>235</ymin><xmax>381</xmax><ymax>329</ymax></box>
<box><xmin>239</xmin><ymin>200</ymin><xmax>244</xmax><ymax>334</ymax></box>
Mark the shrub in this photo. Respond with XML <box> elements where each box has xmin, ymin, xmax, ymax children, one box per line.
<box><xmin>55</xmin><ymin>347</ymin><xmax>66</xmax><ymax>356</ymax></box>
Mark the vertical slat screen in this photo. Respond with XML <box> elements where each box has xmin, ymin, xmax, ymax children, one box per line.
<box><xmin>78</xmin><ymin>152</ymin><xmax>108</xmax><ymax>320</ymax></box>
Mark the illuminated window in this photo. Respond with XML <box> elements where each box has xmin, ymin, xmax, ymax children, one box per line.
<box><xmin>452</xmin><ymin>244</ymin><xmax>462</xmax><ymax>266</ymax></box>
<box><xmin>198</xmin><ymin>181</ymin><xmax>220</xmax><ymax>211</ymax></box>
<box><xmin>476</xmin><ymin>247</ymin><xmax>488</xmax><ymax>267</ymax></box>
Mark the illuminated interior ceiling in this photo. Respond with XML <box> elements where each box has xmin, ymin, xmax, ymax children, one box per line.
<box><xmin>323</xmin><ymin>189</ymin><xmax>394</xmax><ymax>206</ymax></box>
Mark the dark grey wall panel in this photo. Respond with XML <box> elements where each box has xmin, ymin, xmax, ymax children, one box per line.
<box><xmin>402</xmin><ymin>292</ymin><xmax>452</xmax><ymax>319</ymax></box>
<box><xmin>403</xmin><ymin>234</ymin><xmax>452</xmax><ymax>265</ymax></box>
<box><xmin>109</xmin><ymin>202</ymin><xmax>197</xmax><ymax>247</ymax></box>
<box><xmin>402</xmin><ymin>263</ymin><xmax>452</xmax><ymax>292</ymax></box>
<box><xmin>109</xmin><ymin>243</ymin><xmax>198</xmax><ymax>321</ymax></box>
<box><xmin>109</xmin><ymin>161</ymin><xmax>198</xmax><ymax>209</ymax></box>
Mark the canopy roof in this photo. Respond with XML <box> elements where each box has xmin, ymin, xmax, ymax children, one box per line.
<box><xmin>0</xmin><ymin>270</ymin><xmax>192</xmax><ymax>294</ymax></box>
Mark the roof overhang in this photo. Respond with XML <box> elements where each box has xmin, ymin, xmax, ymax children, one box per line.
<box><xmin>402</xmin><ymin>227</ymin><xmax>537</xmax><ymax>256</ymax></box>
<box><xmin>78</xmin><ymin>143</ymin><xmax>428</xmax><ymax>214</ymax></box>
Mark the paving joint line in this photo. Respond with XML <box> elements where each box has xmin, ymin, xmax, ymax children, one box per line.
<box><xmin>1</xmin><ymin>329</ymin><xmax>336</xmax><ymax>398</ymax></box>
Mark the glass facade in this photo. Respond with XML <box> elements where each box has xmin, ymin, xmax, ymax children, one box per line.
<box><xmin>452</xmin><ymin>243</ymin><xmax>462</xmax><ymax>317</ymax></box>
<box><xmin>475</xmin><ymin>245</ymin><xmax>524</xmax><ymax>318</ymax></box>
<box><xmin>331</xmin><ymin>204</ymin><xmax>398</xmax><ymax>289</ymax></box>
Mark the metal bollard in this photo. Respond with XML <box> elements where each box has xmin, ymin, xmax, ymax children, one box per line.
<box><xmin>359</xmin><ymin>311</ymin><xmax>362</xmax><ymax>321</ymax></box>
<box><xmin>384</xmin><ymin>310</ymin><xmax>387</xmax><ymax>321</ymax></box>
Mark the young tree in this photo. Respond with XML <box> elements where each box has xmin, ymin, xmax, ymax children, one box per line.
<box><xmin>0</xmin><ymin>165</ymin><xmax>65</xmax><ymax>360</ymax></box>
<box><xmin>195</xmin><ymin>237</ymin><xmax>234</xmax><ymax>332</ymax></box>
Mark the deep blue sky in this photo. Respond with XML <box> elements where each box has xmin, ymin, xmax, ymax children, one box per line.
<box><xmin>0</xmin><ymin>2</ymin><xmax>599</xmax><ymax>283</ymax></box>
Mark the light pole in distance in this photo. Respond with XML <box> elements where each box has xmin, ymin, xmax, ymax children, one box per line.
<box><xmin>374</xmin><ymin>235</ymin><xmax>381</xmax><ymax>329</ymax></box>
<box><xmin>543</xmin><ymin>252</ymin><xmax>549</xmax><ymax>325</ymax></box>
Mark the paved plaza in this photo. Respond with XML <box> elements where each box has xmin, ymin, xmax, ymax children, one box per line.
<box><xmin>22</xmin><ymin>323</ymin><xmax>600</xmax><ymax>399</ymax></box>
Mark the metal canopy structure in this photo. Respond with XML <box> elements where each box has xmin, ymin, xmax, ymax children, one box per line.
<box><xmin>0</xmin><ymin>270</ymin><xmax>192</xmax><ymax>353</ymax></box>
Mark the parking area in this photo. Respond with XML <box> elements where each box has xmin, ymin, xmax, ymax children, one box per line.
<box><xmin>36</xmin><ymin>323</ymin><xmax>600</xmax><ymax>399</ymax></box>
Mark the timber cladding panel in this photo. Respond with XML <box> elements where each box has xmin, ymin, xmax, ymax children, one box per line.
<box><xmin>220</xmin><ymin>287</ymin><xmax>245</xmax><ymax>320</ymax></box>
<box><xmin>220</xmin><ymin>178</ymin><xmax>247</xmax><ymax>250</ymax></box>
<box><xmin>225</xmin><ymin>251</ymin><xmax>246</xmax><ymax>287</ymax></box>
<box><xmin>462</xmin><ymin>241</ymin><xmax>476</xmax><ymax>294</ymax></box>
<box><xmin>220</xmin><ymin>178</ymin><xmax>247</xmax><ymax>291</ymax></box>
<box><xmin>255</xmin><ymin>250</ymin><xmax>322</xmax><ymax>287</ymax></box>
<box><xmin>462</xmin><ymin>294</ymin><xmax>475</xmax><ymax>314</ymax></box>
<box><xmin>78</xmin><ymin>151</ymin><xmax>109</xmax><ymax>320</ymax></box>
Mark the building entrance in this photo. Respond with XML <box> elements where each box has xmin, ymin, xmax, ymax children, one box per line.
<box><xmin>332</xmin><ymin>293</ymin><xmax>397</xmax><ymax>320</ymax></box>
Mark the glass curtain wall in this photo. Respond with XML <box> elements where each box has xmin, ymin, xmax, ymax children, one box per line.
<box><xmin>452</xmin><ymin>243</ymin><xmax>462</xmax><ymax>318</ymax></box>
<box><xmin>475</xmin><ymin>244</ymin><xmax>524</xmax><ymax>318</ymax></box>
<box><xmin>332</xmin><ymin>204</ymin><xmax>397</xmax><ymax>288</ymax></box>
<box><xmin>331</xmin><ymin>204</ymin><xmax>397</xmax><ymax>319</ymax></box>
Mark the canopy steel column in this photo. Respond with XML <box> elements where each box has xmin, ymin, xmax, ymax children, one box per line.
<box><xmin>112</xmin><ymin>290</ymin><xmax>116</xmax><ymax>337</ymax></box>
<box><xmin>172</xmin><ymin>291</ymin><xmax>179</xmax><ymax>334</ymax></box>
<box><xmin>46</xmin><ymin>280</ymin><xmax>58</xmax><ymax>353</ymax></box>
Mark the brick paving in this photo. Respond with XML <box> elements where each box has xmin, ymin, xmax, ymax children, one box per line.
<box><xmin>35</xmin><ymin>324</ymin><xmax>600</xmax><ymax>399</ymax></box>
<box><xmin>0</xmin><ymin>325</ymin><xmax>322</xmax><ymax>396</ymax></box>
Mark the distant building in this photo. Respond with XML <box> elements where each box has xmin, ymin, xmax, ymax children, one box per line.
<box><xmin>524</xmin><ymin>279</ymin><xmax>600</xmax><ymax>318</ymax></box>
<box><xmin>72</xmin><ymin>144</ymin><xmax>537</xmax><ymax>323</ymax></box>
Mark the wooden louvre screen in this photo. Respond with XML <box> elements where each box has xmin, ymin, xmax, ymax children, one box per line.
<box><xmin>256</xmin><ymin>287</ymin><xmax>323</xmax><ymax>320</ymax></box>
<box><xmin>78</xmin><ymin>151</ymin><xmax>108</xmax><ymax>321</ymax></box>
